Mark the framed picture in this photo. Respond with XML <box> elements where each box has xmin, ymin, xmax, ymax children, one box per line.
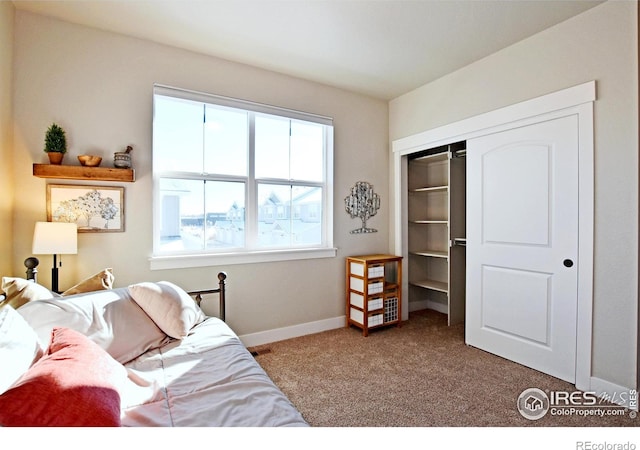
<box><xmin>47</xmin><ymin>184</ymin><xmax>125</xmax><ymax>232</ymax></box>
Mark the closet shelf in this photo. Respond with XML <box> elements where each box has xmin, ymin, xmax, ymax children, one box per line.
<box><xmin>411</xmin><ymin>250</ymin><xmax>448</xmax><ymax>259</ymax></box>
<box><xmin>410</xmin><ymin>279</ymin><xmax>448</xmax><ymax>294</ymax></box>
<box><xmin>410</xmin><ymin>219</ymin><xmax>448</xmax><ymax>224</ymax></box>
<box><xmin>412</xmin><ymin>152</ymin><xmax>449</xmax><ymax>164</ymax></box>
<box><xmin>411</xmin><ymin>185</ymin><xmax>448</xmax><ymax>193</ymax></box>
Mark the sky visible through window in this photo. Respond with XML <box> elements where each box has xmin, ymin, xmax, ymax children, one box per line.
<box><xmin>154</xmin><ymin>95</ymin><xmax>323</xmax><ymax>215</ymax></box>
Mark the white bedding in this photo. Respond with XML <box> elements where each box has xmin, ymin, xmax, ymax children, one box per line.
<box><xmin>121</xmin><ymin>317</ymin><xmax>308</xmax><ymax>427</ymax></box>
<box><xmin>3</xmin><ymin>279</ymin><xmax>308</xmax><ymax>427</ymax></box>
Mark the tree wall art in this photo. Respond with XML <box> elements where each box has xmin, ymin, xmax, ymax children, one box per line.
<box><xmin>47</xmin><ymin>184</ymin><xmax>124</xmax><ymax>232</ymax></box>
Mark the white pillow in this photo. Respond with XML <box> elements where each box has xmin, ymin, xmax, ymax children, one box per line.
<box><xmin>0</xmin><ymin>305</ymin><xmax>44</xmax><ymax>394</ymax></box>
<box><xmin>128</xmin><ymin>281</ymin><xmax>206</xmax><ymax>339</ymax></box>
<box><xmin>17</xmin><ymin>288</ymin><xmax>171</xmax><ymax>364</ymax></box>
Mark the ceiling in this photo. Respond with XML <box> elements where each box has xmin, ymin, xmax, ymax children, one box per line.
<box><xmin>12</xmin><ymin>0</ymin><xmax>604</xmax><ymax>100</ymax></box>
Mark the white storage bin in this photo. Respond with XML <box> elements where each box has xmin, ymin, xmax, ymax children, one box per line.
<box><xmin>350</xmin><ymin>276</ymin><xmax>364</xmax><ymax>293</ymax></box>
<box><xmin>369</xmin><ymin>314</ymin><xmax>384</xmax><ymax>326</ymax></box>
<box><xmin>350</xmin><ymin>262</ymin><xmax>365</xmax><ymax>277</ymax></box>
<box><xmin>369</xmin><ymin>297</ymin><xmax>383</xmax><ymax>311</ymax></box>
<box><xmin>350</xmin><ymin>307</ymin><xmax>364</xmax><ymax>325</ymax></box>
<box><xmin>368</xmin><ymin>281</ymin><xmax>384</xmax><ymax>294</ymax></box>
<box><xmin>350</xmin><ymin>292</ymin><xmax>365</xmax><ymax>308</ymax></box>
<box><xmin>350</xmin><ymin>293</ymin><xmax>383</xmax><ymax>311</ymax></box>
<box><xmin>368</xmin><ymin>264</ymin><xmax>384</xmax><ymax>278</ymax></box>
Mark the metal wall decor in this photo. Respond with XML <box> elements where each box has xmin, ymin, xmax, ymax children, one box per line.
<box><xmin>344</xmin><ymin>181</ymin><xmax>380</xmax><ymax>234</ymax></box>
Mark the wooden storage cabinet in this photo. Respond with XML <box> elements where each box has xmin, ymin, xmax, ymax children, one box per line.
<box><xmin>407</xmin><ymin>142</ymin><xmax>466</xmax><ymax>325</ymax></box>
<box><xmin>346</xmin><ymin>254</ymin><xmax>402</xmax><ymax>336</ymax></box>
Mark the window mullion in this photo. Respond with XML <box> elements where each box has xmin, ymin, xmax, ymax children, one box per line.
<box><xmin>202</xmin><ymin>106</ymin><xmax>207</xmax><ymax>251</ymax></box>
<box><xmin>246</xmin><ymin>113</ymin><xmax>257</xmax><ymax>249</ymax></box>
<box><xmin>287</xmin><ymin>119</ymin><xmax>293</xmax><ymax>246</ymax></box>
<box><xmin>288</xmin><ymin>120</ymin><xmax>293</xmax><ymax>183</ymax></box>
<box><xmin>201</xmin><ymin>179</ymin><xmax>207</xmax><ymax>250</ymax></box>
<box><xmin>202</xmin><ymin>104</ymin><xmax>206</xmax><ymax>173</ymax></box>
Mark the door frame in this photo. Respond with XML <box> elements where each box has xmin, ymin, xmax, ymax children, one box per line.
<box><xmin>391</xmin><ymin>81</ymin><xmax>595</xmax><ymax>390</ymax></box>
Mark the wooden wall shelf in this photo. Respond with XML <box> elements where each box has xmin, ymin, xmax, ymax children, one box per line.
<box><xmin>33</xmin><ymin>164</ymin><xmax>135</xmax><ymax>182</ymax></box>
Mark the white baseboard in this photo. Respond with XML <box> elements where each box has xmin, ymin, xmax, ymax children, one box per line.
<box><xmin>239</xmin><ymin>298</ymin><xmax>448</xmax><ymax>347</ymax></box>
<box><xmin>426</xmin><ymin>300</ymin><xmax>448</xmax><ymax>315</ymax></box>
<box><xmin>239</xmin><ymin>315</ymin><xmax>345</xmax><ymax>348</ymax></box>
<box><xmin>590</xmin><ymin>376</ymin><xmax>638</xmax><ymax>411</ymax></box>
<box><xmin>243</xmin><ymin>302</ymin><xmax>451</xmax><ymax>348</ymax></box>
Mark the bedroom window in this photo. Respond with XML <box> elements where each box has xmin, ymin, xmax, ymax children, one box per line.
<box><xmin>150</xmin><ymin>85</ymin><xmax>335</xmax><ymax>269</ymax></box>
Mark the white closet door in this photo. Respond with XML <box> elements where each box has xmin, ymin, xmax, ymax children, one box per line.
<box><xmin>466</xmin><ymin>115</ymin><xmax>579</xmax><ymax>383</ymax></box>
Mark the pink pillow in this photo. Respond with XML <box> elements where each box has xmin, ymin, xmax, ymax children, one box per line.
<box><xmin>0</xmin><ymin>327</ymin><xmax>126</xmax><ymax>427</ymax></box>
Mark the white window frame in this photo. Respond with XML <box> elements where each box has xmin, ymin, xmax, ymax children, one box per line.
<box><xmin>150</xmin><ymin>84</ymin><xmax>336</xmax><ymax>270</ymax></box>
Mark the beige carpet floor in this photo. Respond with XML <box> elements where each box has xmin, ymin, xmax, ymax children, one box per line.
<box><xmin>250</xmin><ymin>309</ymin><xmax>637</xmax><ymax>427</ymax></box>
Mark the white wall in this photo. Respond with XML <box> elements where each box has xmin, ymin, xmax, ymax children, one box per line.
<box><xmin>0</xmin><ymin>2</ymin><xmax>14</xmax><ymax>277</ymax></box>
<box><xmin>389</xmin><ymin>0</ymin><xmax>638</xmax><ymax>389</ymax></box>
<box><xmin>11</xmin><ymin>11</ymin><xmax>389</xmax><ymax>337</ymax></box>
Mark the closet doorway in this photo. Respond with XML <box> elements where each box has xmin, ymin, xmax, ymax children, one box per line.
<box><xmin>392</xmin><ymin>81</ymin><xmax>594</xmax><ymax>390</ymax></box>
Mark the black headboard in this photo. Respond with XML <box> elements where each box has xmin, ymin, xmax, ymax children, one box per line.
<box><xmin>17</xmin><ymin>257</ymin><xmax>227</xmax><ymax>322</ymax></box>
<box><xmin>187</xmin><ymin>272</ymin><xmax>227</xmax><ymax>322</ymax></box>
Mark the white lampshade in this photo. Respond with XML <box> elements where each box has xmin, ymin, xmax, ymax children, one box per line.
<box><xmin>32</xmin><ymin>222</ymin><xmax>78</xmax><ymax>255</ymax></box>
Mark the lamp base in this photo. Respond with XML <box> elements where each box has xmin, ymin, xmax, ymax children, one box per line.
<box><xmin>51</xmin><ymin>255</ymin><xmax>60</xmax><ymax>294</ymax></box>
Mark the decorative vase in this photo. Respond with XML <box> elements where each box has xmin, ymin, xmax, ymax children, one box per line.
<box><xmin>113</xmin><ymin>152</ymin><xmax>131</xmax><ymax>168</ymax></box>
<box><xmin>47</xmin><ymin>152</ymin><xmax>64</xmax><ymax>165</ymax></box>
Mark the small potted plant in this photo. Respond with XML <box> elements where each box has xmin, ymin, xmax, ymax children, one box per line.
<box><xmin>44</xmin><ymin>123</ymin><xmax>67</xmax><ymax>164</ymax></box>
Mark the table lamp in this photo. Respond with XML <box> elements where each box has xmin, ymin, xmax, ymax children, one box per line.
<box><xmin>32</xmin><ymin>221</ymin><xmax>77</xmax><ymax>293</ymax></box>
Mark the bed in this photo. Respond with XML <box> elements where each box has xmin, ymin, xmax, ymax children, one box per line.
<box><xmin>0</xmin><ymin>270</ymin><xmax>308</xmax><ymax>427</ymax></box>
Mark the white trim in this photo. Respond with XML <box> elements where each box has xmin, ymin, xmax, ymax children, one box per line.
<box><xmin>149</xmin><ymin>247</ymin><xmax>337</xmax><ymax>270</ymax></box>
<box><xmin>393</xmin><ymin>150</ymin><xmax>409</xmax><ymax>320</ymax></box>
<box><xmin>238</xmin><ymin>315</ymin><xmax>345</xmax><ymax>348</ymax></box>
<box><xmin>574</xmin><ymin>101</ymin><xmax>594</xmax><ymax>391</ymax></box>
<box><xmin>392</xmin><ymin>81</ymin><xmax>595</xmax><ymax>155</ymax></box>
<box><xmin>154</xmin><ymin>84</ymin><xmax>333</xmax><ymax>126</ymax></box>
<box><xmin>590</xmin><ymin>376</ymin><xmax>638</xmax><ymax>411</ymax></box>
<box><xmin>391</xmin><ymin>81</ymin><xmax>595</xmax><ymax>389</ymax></box>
